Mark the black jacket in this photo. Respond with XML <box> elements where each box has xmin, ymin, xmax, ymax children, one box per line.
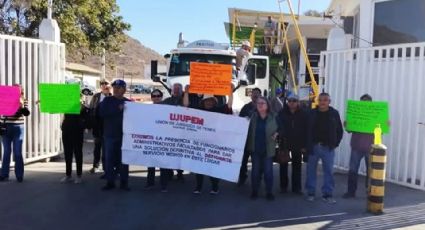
<box><xmin>61</xmin><ymin>104</ymin><xmax>90</xmax><ymax>133</ymax></box>
<box><xmin>277</xmin><ymin>106</ymin><xmax>308</xmax><ymax>150</ymax></box>
<box><xmin>239</xmin><ymin>101</ymin><xmax>256</xmax><ymax>118</ymax></box>
<box><xmin>306</xmin><ymin>107</ymin><xmax>343</xmax><ymax>152</ymax></box>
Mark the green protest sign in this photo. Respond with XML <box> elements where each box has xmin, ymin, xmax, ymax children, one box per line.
<box><xmin>39</xmin><ymin>83</ymin><xmax>81</xmax><ymax>114</ymax></box>
<box><xmin>346</xmin><ymin>100</ymin><xmax>390</xmax><ymax>134</ymax></box>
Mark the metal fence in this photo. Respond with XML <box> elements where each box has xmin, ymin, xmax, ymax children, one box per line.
<box><xmin>0</xmin><ymin>34</ymin><xmax>65</xmax><ymax>164</ymax></box>
<box><xmin>320</xmin><ymin>42</ymin><xmax>425</xmax><ymax>190</ymax></box>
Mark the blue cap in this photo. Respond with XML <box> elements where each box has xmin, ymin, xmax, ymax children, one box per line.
<box><xmin>111</xmin><ymin>79</ymin><xmax>127</xmax><ymax>88</ymax></box>
<box><xmin>276</xmin><ymin>88</ymin><xmax>283</xmax><ymax>95</ymax></box>
<box><xmin>287</xmin><ymin>92</ymin><xmax>299</xmax><ymax>100</ymax></box>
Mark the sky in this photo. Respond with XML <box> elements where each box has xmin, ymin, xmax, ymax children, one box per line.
<box><xmin>116</xmin><ymin>0</ymin><xmax>332</xmax><ymax>55</ymax></box>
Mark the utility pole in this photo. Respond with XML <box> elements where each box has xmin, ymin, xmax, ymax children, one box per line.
<box><xmin>101</xmin><ymin>48</ymin><xmax>106</xmax><ymax>80</ymax></box>
<box><xmin>297</xmin><ymin>0</ymin><xmax>301</xmax><ymax>16</ymax></box>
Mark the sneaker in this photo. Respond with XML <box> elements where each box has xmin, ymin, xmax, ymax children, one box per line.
<box><xmin>102</xmin><ymin>183</ymin><xmax>115</xmax><ymax>191</ymax></box>
<box><xmin>60</xmin><ymin>176</ymin><xmax>73</xmax><ymax>183</ymax></box>
<box><xmin>250</xmin><ymin>192</ymin><xmax>259</xmax><ymax>200</ymax></box>
<box><xmin>322</xmin><ymin>195</ymin><xmax>337</xmax><ymax>204</ymax></box>
<box><xmin>280</xmin><ymin>188</ymin><xmax>288</xmax><ymax>194</ymax></box>
<box><xmin>0</xmin><ymin>176</ymin><xmax>9</xmax><ymax>182</ymax></box>
<box><xmin>74</xmin><ymin>177</ymin><xmax>82</xmax><ymax>184</ymax></box>
<box><xmin>342</xmin><ymin>192</ymin><xmax>355</xmax><ymax>199</ymax></box>
<box><xmin>89</xmin><ymin>167</ymin><xmax>99</xmax><ymax>174</ymax></box>
<box><xmin>210</xmin><ymin>190</ymin><xmax>219</xmax><ymax>195</ymax></box>
<box><xmin>266</xmin><ymin>193</ymin><xmax>275</xmax><ymax>201</ymax></box>
<box><xmin>17</xmin><ymin>177</ymin><xmax>23</xmax><ymax>183</ymax></box>
<box><xmin>306</xmin><ymin>195</ymin><xmax>315</xmax><ymax>202</ymax></box>
<box><xmin>99</xmin><ymin>174</ymin><xmax>106</xmax><ymax>180</ymax></box>
<box><xmin>193</xmin><ymin>189</ymin><xmax>201</xmax><ymax>195</ymax></box>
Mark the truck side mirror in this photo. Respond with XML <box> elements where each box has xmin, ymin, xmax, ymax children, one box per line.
<box><xmin>240</xmin><ymin>79</ymin><xmax>248</xmax><ymax>86</ymax></box>
<box><xmin>152</xmin><ymin>75</ymin><xmax>161</xmax><ymax>82</ymax></box>
<box><xmin>151</xmin><ymin>60</ymin><xmax>158</xmax><ymax>79</ymax></box>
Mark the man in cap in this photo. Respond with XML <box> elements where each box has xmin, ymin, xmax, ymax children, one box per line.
<box><xmin>236</xmin><ymin>41</ymin><xmax>252</xmax><ymax>71</ymax></box>
<box><xmin>99</xmin><ymin>79</ymin><xmax>131</xmax><ymax>191</ymax></box>
<box><xmin>183</xmin><ymin>85</ymin><xmax>233</xmax><ymax>195</ymax></box>
<box><xmin>89</xmin><ymin>80</ymin><xmax>111</xmax><ymax>175</ymax></box>
<box><xmin>277</xmin><ymin>93</ymin><xmax>308</xmax><ymax>194</ymax></box>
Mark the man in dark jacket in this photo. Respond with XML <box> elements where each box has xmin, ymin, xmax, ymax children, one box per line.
<box><xmin>238</xmin><ymin>87</ymin><xmax>261</xmax><ymax>186</ymax></box>
<box><xmin>277</xmin><ymin>94</ymin><xmax>308</xmax><ymax>194</ymax></box>
<box><xmin>88</xmin><ymin>80</ymin><xmax>111</xmax><ymax>174</ymax></box>
<box><xmin>305</xmin><ymin>92</ymin><xmax>343</xmax><ymax>204</ymax></box>
<box><xmin>99</xmin><ymin>79</ymin><xmax>131</xmax><ymax>191</ymax></box>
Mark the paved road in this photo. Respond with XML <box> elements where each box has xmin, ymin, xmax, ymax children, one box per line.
<box><xmin>1</xmin><ymin>137</ymin><xmax>425</xmax><ymax>230</ymax></box>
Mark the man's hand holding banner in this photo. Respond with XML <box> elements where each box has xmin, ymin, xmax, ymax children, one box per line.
<box><xmin>122</xmin><ymin>103</ymin><xmax>249</xmax><ymax>182</ymax></box>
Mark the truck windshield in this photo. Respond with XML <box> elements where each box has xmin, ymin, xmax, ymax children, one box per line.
<box><xmin>169</xmin><ymin>53</ymin><xmax>236</xmax><ymax>77</ymax></box>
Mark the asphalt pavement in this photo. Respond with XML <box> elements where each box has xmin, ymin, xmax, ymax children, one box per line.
<box><xmin>1</xmin><ymin>134</ymin><xmax>425</xmax><ymax>230</ymax></box>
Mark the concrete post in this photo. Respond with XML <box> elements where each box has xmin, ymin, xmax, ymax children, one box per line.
<box><xmin>39</xmin><ymin>0</ymin><xmax>60</xmax><ymax>42</ymax></box>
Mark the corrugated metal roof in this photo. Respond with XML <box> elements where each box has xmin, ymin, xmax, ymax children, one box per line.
<box><xmin>66</xmin><ymin>62</ymin><xmax>102</xmax><ymax>75</ymax></box>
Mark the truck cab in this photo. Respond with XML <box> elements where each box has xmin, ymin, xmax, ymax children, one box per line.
<box><xmin>152</xmin><ymin>38</ymin><xmax>270</xmax><ymax>112</ymax></box>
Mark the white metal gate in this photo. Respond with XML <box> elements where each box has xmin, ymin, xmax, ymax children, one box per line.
<box><xmin>320</xmin><ymin>42</ymin><xmax>425</xmax><ymax>190</ymax></box>
<box><xmin>0</xmin><ymin>34</ymin><xmax>65</xmax><ymax>163</ymax></box>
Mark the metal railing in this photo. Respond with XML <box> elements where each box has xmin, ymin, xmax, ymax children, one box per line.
<box><xmin>0</xmin><ymin>34</ymin><xmax>65</xmax><ymax>164</ymax></box>
<box><xmin>320</xmin><ymin>42</ymin><xmax>425</xmax><ymax>190</ymax></box>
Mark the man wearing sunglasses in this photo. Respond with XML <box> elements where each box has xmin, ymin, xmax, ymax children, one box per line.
<box><xmin>277</xmin><ymin>93</ymin><xmax>308</xmax><ymax>195</ymax></box>
<box><xmin>305</xmin><ymin>92</ymin><xmax>343</xmax><ymax>204</ymax></box>
<box><xmin>89</xmin><ymin>80</ymin><xmax>111</xmax><ymax>175</ymax></box>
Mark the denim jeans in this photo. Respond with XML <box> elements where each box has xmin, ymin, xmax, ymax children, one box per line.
<box><xmin>251</xmin><ymin>153</ymin><xmax>274</xmax><ymax>194</ymax></box>
<box><xmin>1</xmin><ymin>124</ymin><xmax>24</xmax><ymax>179</ymax></box>
<box><xmin>347</xmin><ymin>149</ymin><xmax>369</xmax><ymax>195</ymax></box>
<box><xmin>104</xmin><ymin>137</ymin><xmax>129</xmax><ymax>184</ymax></box>
<box><xmin>305</xmin><ymin>144</ymin><xmax>335</xmax><ymax>197</ymax></box>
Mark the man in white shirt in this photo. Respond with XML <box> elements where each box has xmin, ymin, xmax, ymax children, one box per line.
<box><xmin>236</xmin><ymin>41</ymin><xmax>252</xmax><ymax>71</ymax></box>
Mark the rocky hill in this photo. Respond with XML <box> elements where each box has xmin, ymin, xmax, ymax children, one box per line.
<box><xmin>67</xmin><ymin>35</ymin><xmax>166</xmax><ymax>80</ymax></box>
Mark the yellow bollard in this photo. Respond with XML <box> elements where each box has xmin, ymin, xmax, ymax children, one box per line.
<box><xmin>367</xmin><ymin>143</ymin><xmax>387</xmax><ymax>214</ymax></box>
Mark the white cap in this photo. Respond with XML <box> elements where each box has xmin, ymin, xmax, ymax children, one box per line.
<box><xmin>202</xmin><ymin>94</ymin><xmax>218</xmax><ymax>103</ymax></box>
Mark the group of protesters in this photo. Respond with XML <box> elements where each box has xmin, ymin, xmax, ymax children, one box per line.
<box><xmin>0</xmin><ymin>79</ymin><xmax>374</xmax><ymax>204</ymax></box>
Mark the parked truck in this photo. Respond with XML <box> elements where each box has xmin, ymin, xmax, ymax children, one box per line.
<box><xmin>151</xmin><ymin>35</ymin><xmax>271</xmax><ymax>112</ymax></box>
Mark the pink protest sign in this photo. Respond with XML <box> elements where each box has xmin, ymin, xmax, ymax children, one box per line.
<box><xmin>0</xmin><ymin>86</ymin><xmax>21</xmax><ymax>116</ymax></box>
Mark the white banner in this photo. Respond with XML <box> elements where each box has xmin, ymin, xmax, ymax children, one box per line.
<box><xmin>122</xmin><ymin>103</ymin><xmax>249</xmax><ymax>182</ymax></box>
